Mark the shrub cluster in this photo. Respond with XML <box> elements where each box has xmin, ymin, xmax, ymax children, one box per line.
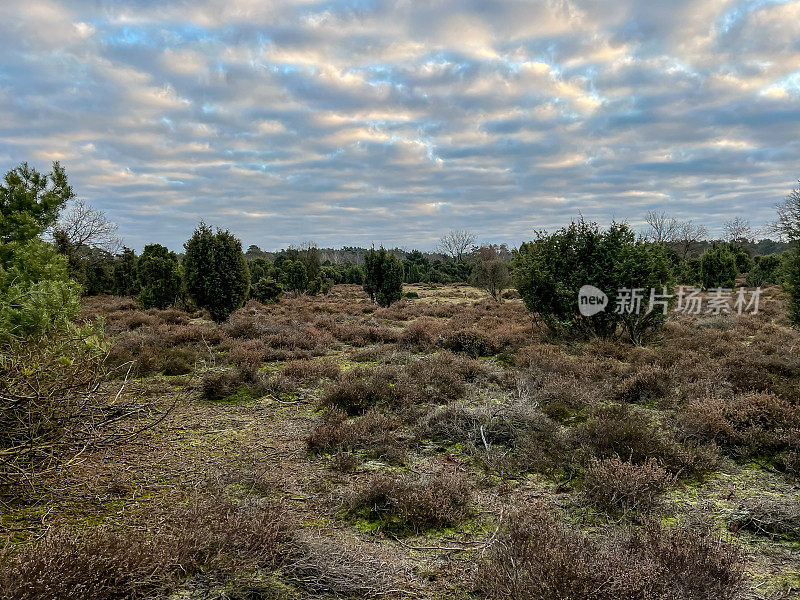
<box><xmin>475</xmin><ymin>507</ymin><xmax>745</xmax><ymax>600</ymax></box>
<box><xmin>346</xmin><ymin>472</ymin><xmax>472</xmax><ymax>534</ymax></box>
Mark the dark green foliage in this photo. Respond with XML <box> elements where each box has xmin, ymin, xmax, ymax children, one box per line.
<box><xmin>298</xmin><ymin>245</ymin><xmax>321</xmax><ymax>281</ymax></box>
<box><xmin>251</xmin><ymin>277</ymin><xmax>282</xmax><ymax>304</ymax></box>
<box><xmin>281</xmin><ymin>260</ymin><xmax>308</xmax><ymax>295</ymax></box>
<box><xmin>674</xmin><ymin>257</ymin><xmax>701</xmax><ymax>285</ymax></box>
<box><xmin>513</xmin><ymin>220</ymin><xmax>672</xmax><ymax>343</ymax></box>
<box><xmin>700</xmin><ymin>243</ymin><xmax>738</xmax><ymax>289</ymax></box>
<box><xmin>112</xmin><ymin>248</ymin><xmax>139</xmax><ymax>296</ymax></box>
<box><xmin>183</xmin><ymin>223</ymin><xmax>250</xmax><ymax>322</ymax></box>
<box><xmin>137</xmin><ymin>244</ymin><xmax>182</xmax><ymax>310</ymax></box>
<box><xmin>307</xmin><ymin>277</ymin><xmax>321</xmax><ymax>296</ymax></box>
<box><xmin>783</xmin><ymin>246</ymin><xmax>800</xmax><ymax>326</ymax></box>
<box><xmin>308</xmin><ymin>276</ymin><xmax>333</xmax><ymax>296</ymax></box>
<box><xmin>0</xmin><ymin>239</ymin><xmax>81</xmax><ymax>338</ymax></box>
<box><xmin>363</xmin><ymin>247</ymin><xmax>403</xmax><ymax>307</ymax></box>
<box><xmin>732</xmin><ymin>244</ymin><xmax>754</xmax><ymax>273</ymax></box>
<box><xmin>746</xmin><ymin>253</ymin><xmax>784</xmax><ymax>287</ymax></box>
<box><xmin>248</xmin><ymin>258</ymin><xmax>277</xmax><ymax>286</ymax></box>
<box><xmin>0</xmin><ymin>162</ymin><xmax>73</xmax><ymax>244</ymax></box>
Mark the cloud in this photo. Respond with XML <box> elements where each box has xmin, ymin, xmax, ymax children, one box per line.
<box><xmin>0</xmin><ymin>0</ymin><xmax>799</xmax><ymax>250</ymax></box>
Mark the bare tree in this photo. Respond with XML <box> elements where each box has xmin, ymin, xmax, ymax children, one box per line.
<box><xmin>437</xmin><ymin>230</ymin><xmax>476</xmax><ymax>262</ymax></box>
<box><xmin>673</xmin><ymin>220</ymin><xmax>709</xmax><ymax>259</ymax></box>
<box><xmin>723</xmin><ymin>216</ymin><xmax>753</xmax><ymax>244</ymax></box>
<box><xmin>644</xmin><ymin>210</ymin><xmax>680</xmax><ymax>244</ymax></box>
<box><xmin>773</xmin><ymin>181</ymin><xmax>800</xmax><ymax>242</ymax></box>
<box><xmin>54</xmin><ymin>199</ymin><xmax>121</xmax><ymax>253</ymax></box>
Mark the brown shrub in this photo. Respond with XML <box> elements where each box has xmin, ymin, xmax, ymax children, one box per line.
<box><xmin>582</xmin><ymin>456</ymin><xmax>676</xmax><ymax>513</ymax></box>
<box><xmin>107</xmin><ymin>329</ymin><xmax>201</xmax><ymax>377</ymax></box>
<box><xmin>282</xmin><ymin>358</ymin><xmax>341</xmax><ymax>381</ymax></box>
<box><xmin>437</xmin><ymin>329</ymin><xmax>497</xmax><ymax>358</ymax></box>
<box><xmin>0</xmin><ymin>495</ymin><xmax>292</xmax><ymax>600</ymax></box>
<box><xmin>398</xmin><ymin>317</ymin><xmax>445</xmax><ymax>351</ymax></box>
<box><xmin>227</xmin><ymin>338</ymin><xmax>268</xmax><ymax>370</ymax></box>
<box><xmin>615</xmin><ymin>365</ymin><xmax>673</xmax><ymax>404</ymax></box>
<box><xmin>475</xmin><ymin>507</ymin><xmax>744</xmax><ymax>600</ymax></box>
<box><xmin>576</xmin><ymin>404</ymin><xmax>718</xmax><ymax>476</ymax></box>
<box><xmin>680</xmin><ymin>392</ymin><xmax>800</xmax><ymax>460</ymax></box>
<box><xmin>346</xmin><ymin>472</ymin><xmax>472</xmax><ymax>534</ymax></box>
<box><xmin>307</xmin><ymin>409</ymin><xmax>405</xmax><ymax>462</ymax></box>
<box><xmin>199</xmin><ymin>368</ymin><xmax>272</xmax><ymax>401</ymax></box>
<box><xmin>319</xmin><ymin>367</ymin><xmax>398</xmax><ymax>415</ymax></box>
<box><xmin>729</xmin><ymin>497</ymin><xmax>800</xmax><ymax>539</ymax></box>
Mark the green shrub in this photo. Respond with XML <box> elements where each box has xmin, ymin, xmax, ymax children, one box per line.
<box><xmin>251</xmin><ymin>277</ymin><xmax>283</xmax><ymax>303</ymax></box>
<box><xmin>363</xmin><ymin>247</ymin><xmax>403</xmax><ymax>307</ymax></box>
<box><xmin>183</xmin><ymin>223</ymin><xmax>250</xmax><ymax>322</ymax></box>
<box><xmin>112</xmin><ymin>247</ymin><xmax>139</xmax><ymax>296</ymax></box>
<box><xmin>699</xmin><ymin>243</ymin><xmax>737</xmax><ymax>289</ymax></box>
<box><xmin>513</xmin><ymin>220</ymin><xmax>672</xmax><ymax>343</ymax></box>
<box><xmin>674</xmin><ymin>257</ymin><xmax>701</xmax><ymax>285</ymax></box>
<box><xmin>746</xmin><ymin>253</ymin><xmax>784</xmax><ymax>286</ymax></box>
<box><xmin>280</xmin><ymin>260</ymin><xmax>308</xmax><ymax>295</ymax></box>
<box><xmin>0</xmin><ymin>161</ymin><xmax>73</xmax><ymax>244</ymax></box>
<box><xmin>137</xmin><ymin>244</ymin><xmax>182</xmax><ymax>309</ymax></box>
<box><xmin>0</xmin><ymin>239</ymin><xmax>81</xmax><ymax>338</ymax></box>
<box><xmin>783</xmin><ymin>246</ymin><xmax>800</xmax><ymax>326</ymax></box>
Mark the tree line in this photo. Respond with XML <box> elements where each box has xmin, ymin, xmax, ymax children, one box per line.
<box><xmin>2</xmin><ymin>161</ymin><xmax>799</xmax><ymax>336</ymax></box>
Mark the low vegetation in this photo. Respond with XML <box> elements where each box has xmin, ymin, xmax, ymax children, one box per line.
<box><xmin>2</xmin><ymin>162</ymin><xmax>800</xmax><ymax>598</ymax></box>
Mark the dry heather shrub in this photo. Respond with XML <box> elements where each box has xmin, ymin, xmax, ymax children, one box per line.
<box><xmin>729</xmin><ymin>497</ymin><xmax>800</xmax><ymax>539</ymax></box>
<box><xmin>0</xmin><ymin>496</ymin><xmax>292</xmax><ymax>600</ymax></box>
<box><xmin>282</xmin><ymin>358</ymin><xmax>340</xmax><ymax>381</ymax></box>
<box><xmin>319</xmin><ymin>367</ymin><xmax>398</xmax><ymax>415</ymax></box>
<box><xmin>582</xmin><ymin>456</ymin><xmax>676</xmax><ymax>513</ymax></box>
<box><xmin>400</xmin><ymin>352</ymin><xmax>469</xmax><ymax>403</ymax></box>
<box><xmin>199</xmin><ymin>368</ymin><xmax>272</xmax><ymax>401</ymax></box>
<box><xmin>346</xmin><ymin>472</ymin><xmax>472</xmax><ymax>534</ymax></box>
<box><xmin>681</xmin><ymin>392</ymin><xmax>800</xmax><ymax>460</ymax></box>
<box><xmin>437</xmin><ymin>328</ymin><xmax>498</xmax><ymax>358</ymax></box>
<box><xmin>307</xmin><ymin>409</ymin><xmax>405</xmax><ymax>462</ymax></box>
<box><xmin>576</xmin><ymin>404</ymin><xmax>718</xmax><ymax>476</ymax></box>
<box><xmin>227</xmin><ymin>338</ymin><xmax>268</xmax><ymax>369</ymax></box>
<box><xmin>615</xmin><ymin>365</ymin><xmax>673</xmax><ymax>404</ymax></box>
<box><xmin>117</xmin><ymin>309</ymin><xmax>158</xmax><ymax>330</ymax></box>
<box><xmin>398</xmin><ymin>316</ymin><xmax>445</xmax><ymax>350</ymax></box>
<box><xmin>416</xmin><ymin>403</ymin><xmax>565</xmax><ymax>472</ymax></box>
<box><xmin>475</xmin><ymin>507</ymin><xmax>744</xmax><ymax>600</ymax></box>
<box><xmin>107</xmin><ymin>329</ymin><xmax>201</xmax><ymax>376</ymax></box>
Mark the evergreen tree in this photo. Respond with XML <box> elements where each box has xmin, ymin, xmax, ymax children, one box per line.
<box><xmin>183</xmin><ymin>223</ymin><xmax>250</xmax><ymax>322</ymax></box>
<box><xmin>112</xmin><ymin>247</ymin><xmax>139</xmax><ymax>296</ymax></box>
<box><xmin>699</xmin><ymin>243</ymin><xmax>738</xmax><ymax>289</ymax></box>
<box><xmin>363</xmin><ymin>247</ymin><xmax>404</xmax><ymax>307</ymax></box>
<box><xmin>137</xmin><ymin>244</ymin><xmax>182</xmax><ymax>310</ymax></box>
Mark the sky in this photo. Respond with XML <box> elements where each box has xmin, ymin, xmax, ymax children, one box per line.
<box><xmin>1</xmin><ymin>0</ymin><xmax>799</xmax><ymax>252</ymax></box>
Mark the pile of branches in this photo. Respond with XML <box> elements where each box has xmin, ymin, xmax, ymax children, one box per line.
<box><xmin>0</xmin><ymin>326</ymin><xmax>165</xmax><ymax>494</ymax></box>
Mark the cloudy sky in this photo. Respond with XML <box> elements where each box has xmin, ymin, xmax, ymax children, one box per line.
<box><xmin>1</xmin><ymin>0</ymin><xmax>799</xmax><ymax>251</ymax></box>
